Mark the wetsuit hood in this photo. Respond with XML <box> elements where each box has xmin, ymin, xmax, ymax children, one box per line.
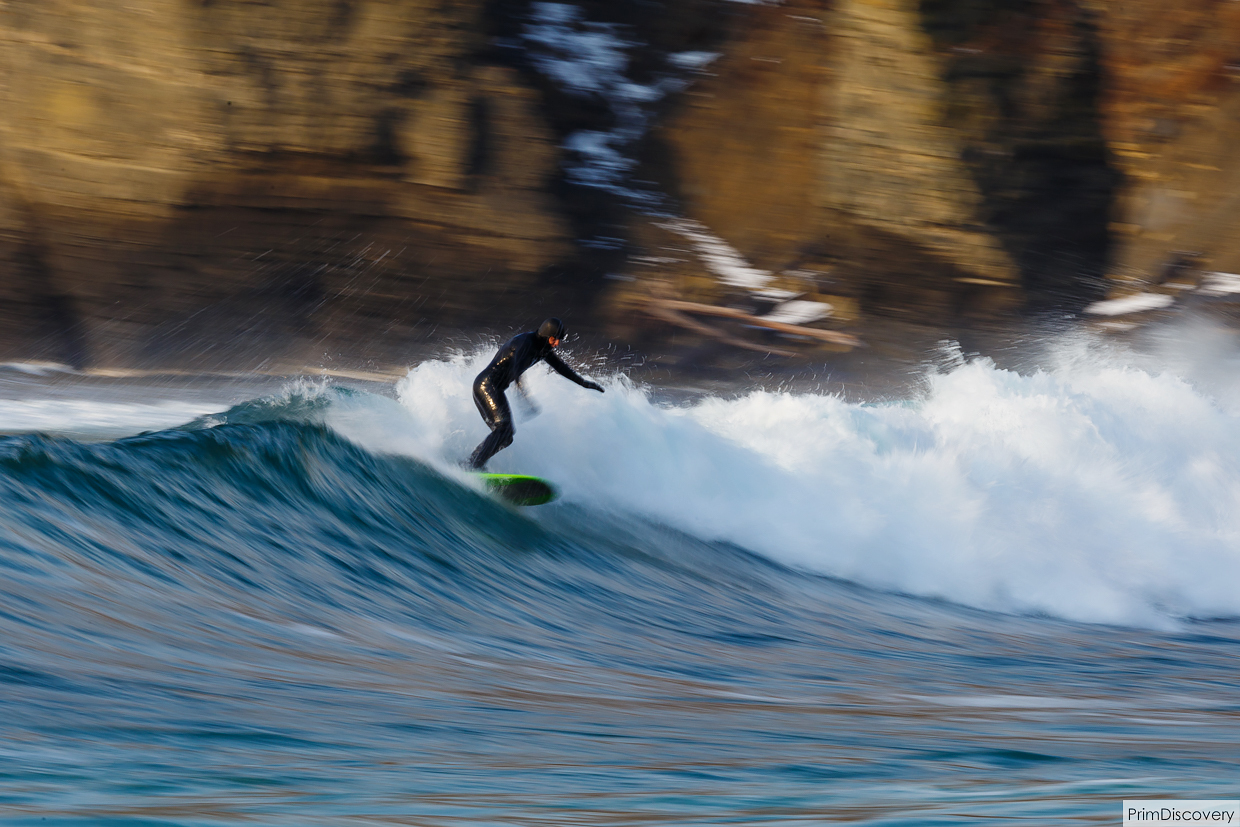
<box><xmin>537</xmin><ymin>318</ymin><xmax>566</xmax><ymax>342</ymax></box>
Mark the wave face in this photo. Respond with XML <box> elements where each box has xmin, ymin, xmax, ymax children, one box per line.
<box><xmin>1</xmin><ymin>350</ymin><xmax>1239</xmax><ymax>824</ymax></box>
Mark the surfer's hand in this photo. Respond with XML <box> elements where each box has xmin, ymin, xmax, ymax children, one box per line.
<box><xmin>585</xmin><ymin>381</ymin><xmax>604</xmax><ymax>393</ymax></box>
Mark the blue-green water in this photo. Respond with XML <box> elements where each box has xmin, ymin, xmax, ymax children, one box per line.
<box><xmin>1</xmin><ymin>355</ymin><xmax>1238</xmax><ymax>825</ymax></box>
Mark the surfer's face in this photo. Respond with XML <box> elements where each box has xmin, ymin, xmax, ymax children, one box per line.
<box><xmin>547</xmin><ymin>336</ymin><xmax>560</xmax><ymax>348</ymax></box>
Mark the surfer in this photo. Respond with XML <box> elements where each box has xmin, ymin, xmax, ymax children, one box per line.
<box><xmin>468</xmin><ymin>318</ymin><xmax>604</xmax><ymax>469</ymax></box>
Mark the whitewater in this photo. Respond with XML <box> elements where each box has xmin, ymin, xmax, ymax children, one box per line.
<box><xmin>1</xmin><ymin>335</ymin><xmax>1238</xmax><ymax>825</ymax></box>
<box><xmin>331</xmin><ymin>338</ymin><xmax>1240</xmax><ymax>629</ymax></box>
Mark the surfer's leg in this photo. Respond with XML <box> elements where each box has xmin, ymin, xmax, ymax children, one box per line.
<box><xmin>469</xmin><ymin>425</ymin><xmax>514</xmax><ymax>469</ymax></box>
<box><xmin>469</xmin><ymin>380</ymin><xmax>514</xmax><ymax>469</ymax></box>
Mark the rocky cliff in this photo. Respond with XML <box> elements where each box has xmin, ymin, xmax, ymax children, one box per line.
<box><xmin>0</xmin><ymin>0</ymin><xmax>569</xmax><ymax>370</ymax></box>
<box><xmin>2</xmin><ymin>0</ymin><xmax>1239</xmax><ymax>371</ymax></box>
<box><xmin>638</xmin><ymin>0</ymin><xmax>1240</xmax><ymax>331</ymax></box>
<box><xmin>637</xmin><ymin>0</ymin><xmax>1118</xmax><ymax>328</ymax></box>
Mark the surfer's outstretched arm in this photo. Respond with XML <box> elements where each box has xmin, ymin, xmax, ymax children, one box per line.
<box><xmin>544</xmin><ymin>352</ymin><xmax>604</xmax><ymax>392</ymax></box>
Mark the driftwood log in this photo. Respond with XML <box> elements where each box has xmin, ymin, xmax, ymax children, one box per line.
<box><xmin>642</xmin><ymin>302</ymin><xmax>797</xmax><ymax>357</ymax></box>
<box><xmin>641</xmin><ymin>297</ymin><xmax>863</xmax><ymax>355</ymax></box>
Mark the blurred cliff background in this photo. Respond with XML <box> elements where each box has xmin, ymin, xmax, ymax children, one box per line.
<box><xmin>1</xmin><ymin>0</ymin><xmax>1238</xmax><ymax>373</ymax></box>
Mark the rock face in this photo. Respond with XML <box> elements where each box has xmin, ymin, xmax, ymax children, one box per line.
<box><xmin>3</xmin><ymin>0</ymin><xmax>1239</xmax><ymax>371</ymax></box>
<box><xmin>654</xmin><ymin>0</ymin><xmax>1126</xmax><ymax>321</ymax></box>
<box><xmin>0</xmin><ymin>0</ymin><xmax>569</xmax><ymax>369</ymax></box>
<box><xmin>920</xmin><ymin>0</ymin><xmax>1117</xmax><ymax>310</ymax></box>
<box><xmin>656</xmin><ymin>0</ymin><xmax>1240</xmax><ymax>320</ymax></box>
<box><xmin>825</xmin><ymin>0</ymin><xmax>1018</xmax><ymax>292</ymax></box>
<box><xmin>659</xmin><ymin>0</ymin><xmax>1021</xmax><ymax>322</ymax></box>
<box><xmin>1089</xmin><ymin>0</ymin><xmax>1240</xmax><ymax>286</ymax></box>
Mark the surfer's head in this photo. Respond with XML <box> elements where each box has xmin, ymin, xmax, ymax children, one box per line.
<box><xmin>538</xmin><ymin>318</ymin><xmax>566</xmax><ymax>348</ymax></box>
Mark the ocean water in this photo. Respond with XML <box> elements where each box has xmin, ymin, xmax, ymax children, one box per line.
<box><xmin>1</xmin><ymin>342</ymin><xmax>1238</xmax><ymax>826</ymax></box>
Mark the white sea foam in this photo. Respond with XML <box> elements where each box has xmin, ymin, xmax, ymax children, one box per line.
<box><xmin>660</xmin><ymin>218</ymin><xmax>774</xmax><ymax>290</ymax></box>
<box><xmin>1084</xmin><ymin>293</ymin><xmax>1175</xmax><ymax>316</ymax></box>
<box><xmin>357</xmin><ymin>340</ymin><xmax>1240</xmax><ymax>628</ymax></box>
<box><xmin>0</xmin><ymin>398</ymin><xmax>223</xmax><ymax>439</ymax></box>
<box><xmin>520</xmin><ymin>2</ymin><xmax>691</xmax><ymax>197</ymax></box>
<box><xmin>522</xmin><ymin>3</ymin><xmax>651</xmax><ymax>190</ymax></box>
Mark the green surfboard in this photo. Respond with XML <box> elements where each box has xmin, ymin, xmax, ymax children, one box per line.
<box><xmin>474</xmin><ymin>473</ymin><xmax>558</xmax><ymax>506</ymax></box>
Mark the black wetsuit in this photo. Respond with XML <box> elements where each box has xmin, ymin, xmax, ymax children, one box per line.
<box><xmin>468</xmin><ymin>332</ymin><xmax>601</xmax><ymax>469</ymax></box>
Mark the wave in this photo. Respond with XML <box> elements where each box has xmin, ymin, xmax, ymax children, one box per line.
<box><xmin>0</xmin><ymin>335</ymin><xmax>1236</xmax><ymax>630</ymax></box>
<box><xmin>378</xmin><ymin>341</ymin><xmax>1240</xmax><ymax>627</ymax></box>
<box><xmin>0</xmin><ymin>405</ymin><xmax>817</xmax><ymax>682</ymax></box>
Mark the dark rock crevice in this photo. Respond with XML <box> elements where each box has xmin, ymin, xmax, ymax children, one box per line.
<box><xmin>466</xmin><ymin>96</ymin><xmax>494</xmax><ymax>181</ymax></box>
<box><xmin>920</xmin><ymin>0</ymin><xmax>1121</xmax><ymax>314</ymax></box>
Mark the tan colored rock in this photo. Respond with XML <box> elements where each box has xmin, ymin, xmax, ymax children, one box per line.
<box><xmin>0</xmin><ymin>0</ymin><xmax>570</xmax><ymax>368</ymax></box>
<box><xmin>0</xmin><ymin>0</ymin><xmax>212</xmax><ymax>214</ymax></box>
<box><xmin>824</xmin><ymin>0</ymin><xmax>1015</xmax><ymax>286</ymax></box>
<box><xmin>1089</xmin><ymin>0</ymin><xmax>1240</xmax><ymax>283</ymax></box>
<box><xmin>661</xmin><ymin>0</ymin><xmax>1018</xmax><ymax>321</ymax></box>
<box><xmin>664</xmin><ymin>2</ymin><xmax>826</xmax><ymax>272</ymax></box>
